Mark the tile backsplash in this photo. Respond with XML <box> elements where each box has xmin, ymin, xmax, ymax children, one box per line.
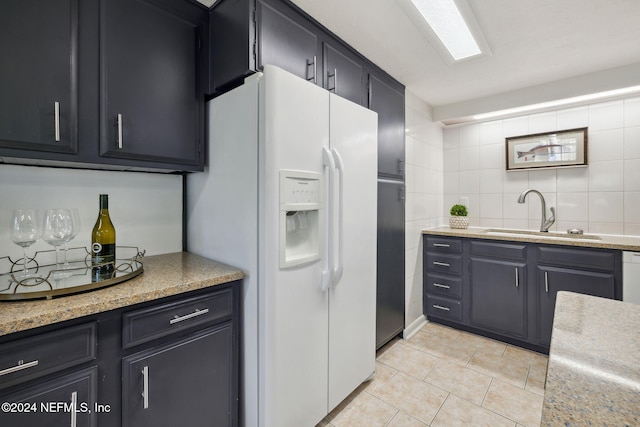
<box><xmin>443</xmin><ymin>96</ymin><xmax>640</xmax><ymax>236</ymax></box>
<box><xmin>0</xmin><ymin>164</ymin><xmax>183</xmax><ymax>261</ymax></box>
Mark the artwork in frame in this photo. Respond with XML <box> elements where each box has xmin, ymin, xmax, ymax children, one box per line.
<box><xmin>505</xmin><ymin>127</ymin><xmax>588</xmax><ymax>171</ymax></box>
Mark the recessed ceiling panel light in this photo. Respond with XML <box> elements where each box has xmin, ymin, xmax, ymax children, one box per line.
<box><xmin>411</xmin><ymin>0</ymin><xmax>480</xmax><ymax>60</ymax></box>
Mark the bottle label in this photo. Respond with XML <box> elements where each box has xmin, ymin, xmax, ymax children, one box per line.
<box><xmin>92</xmin><ymin>243</ymin><xmax>116</xmax><ymax>269</ymax></box>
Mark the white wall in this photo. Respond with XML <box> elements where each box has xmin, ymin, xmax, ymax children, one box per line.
<box><xmin>0</xmin><ymin>164</ymin><xmax>183</xmax><ymax>261</ymax></box>
<box><xmin>443</xmin><ymin>96</ymin><xmax>640</xmax><ymax>236</ymax></box>
<box><xmin>404</xmin><ymin>91</ymin><xmax>444</xmax><ymax>333</ymax></box>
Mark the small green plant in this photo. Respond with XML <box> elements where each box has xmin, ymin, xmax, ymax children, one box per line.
<box><xmin>450</xmin><ymin>204</ymin><xmax>468</xmax><ymax>217</ymax></box>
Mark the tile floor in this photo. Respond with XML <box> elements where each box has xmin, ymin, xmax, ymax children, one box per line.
<box><xmin>317</xmin><ymin>322</ymin><xmax>548</xmax><ymax>427</ymax></box>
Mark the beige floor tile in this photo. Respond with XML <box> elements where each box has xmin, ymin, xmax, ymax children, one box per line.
<box><xmin>431</xmin><ymin>394</ymin><xmax>516</xmax><ymax>427</ymax></box>
<box><xmin>406</xmin><ymin>331</ymin><xmax>475</xmax><ymax>365</ymax></box>
<box><xmin>468</xmin><ymin>351</ymin><xmax>530</xmax><ymax>388</ymax></box>
<box><xmin>329</xmin><ymin>391</ymin><xmax>398</xmax><ymax>427</ymax></box>
<box><xmin>482</xmin><ymin>380</ymin><xmax>544</xmax><ymax>427</ymax></box>
<box><xmin>504</xmin><ymin>345</ymin><xmax>549</xmax><ymax>369</ymax></box>
<box><xmin>361</xmin><ymin>361</ymin><xmax>398</xmax><ymax>394</ymax></box>
<box><xmin>378</xmin><ymin>341</ymin><xmax>439</xmax><ymax>380</ymax></box>
<box><xmin>369</xmin><ymin>372</ymin><xmax>448</xmax><ymax>425</ymax></box>
<box><xmin>420</xmin><ymin>321</ymin><xmax>462</xmax><ymax>341</ymax></box>
<box><xmin>425</xmin><ymin>359</ymin><xmax>492</xmax><ymax>405</ymax></box>
<box><xmin>525</xmin><ymin>364</ymin><xmax>547</xmax><ymax>396</ymax></box>
<box><xmin>386</xmin><ymin>411</ymin><xmax>427</xmax><ymax>427</ymax></box>
<box><xmin>455</xmin><ymin>331</ymin><xmax>507</xmax><ymax>356</ymax></box>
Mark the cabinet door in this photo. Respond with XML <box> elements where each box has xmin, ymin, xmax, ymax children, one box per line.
<box><xmin>537</xmin><ymin>266</ymin><xmax>615</xmax><ymax>345</ymax></box>
<box><xmin>323</xmin><ymin>42</ymin><xmax>364</xmax><ymax>105</ymax></box>
<box><xmin>122</xmin><ymin>325</ymin><xmax>234</xmax><ymax>427</ymax></box>
<box><xmin>0</xmin><ymin>0</ymin><xmax>78</xmax><ymax>154</ymax></box>
<box><xmin>0</xmin><ymin>366</ymin><xmax>97</xmax><ymax>427</ymax></box>
<box><xmin>257</xmin><ymin>0</ymin><xmax>319</xmax><ymax>83</ymax></box>
<box><xmin>376</xmin><ymin>179</ymin><xmax>405</xmax><ymax>348</ymax></box>
<box><xmin>470</xmin><ymin>257</ymin><xmax>527</xmax><ymax>339</ymax></box>
<box><xmin>368</xmin><ymin>73</ymin><xmax>405</xmax><ymax>178</ymax></box>
<box><xmin>100</xmin><ymin>0</ymin><xmax>204</xmax><ymax>168</ymax></box>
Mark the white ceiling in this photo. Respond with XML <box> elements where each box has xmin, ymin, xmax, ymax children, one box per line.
<box><xmin>287</xmin><ymin>0</ymin><xmax>640</xmax><ymax>122</ymax></box>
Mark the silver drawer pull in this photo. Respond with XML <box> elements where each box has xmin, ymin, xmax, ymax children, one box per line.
<box><xmin>54</xmin><ymin>101</ymin><xmax>60</xmax><ymax>142</ymax></box>
<box><xmin>433</xmin><ymin>261</ymin><xmax>450</xmax><ymax>267</ymax></box>
<box><xmin>0</xmin><ymin>359</ymin><xmax>39</xmax><ymax>377</ymax></box>
<box><xmin>70</xmin><ymin>391</ymin><xmax>78</xmax><ymax>427</ymax></box>
<box><xmin>169</xmin><ymin>308</ymin><xmax>209</xmax><ymax>325</ymax></box>
<box><xmin>117</xmin><ymin>114</ymin><xmax>123</xmax><ymax>149</ymax></box>
<box><xmin>433</xmin><ymin>283</ymin><xmax>451</xmax><ymax>289</ymax></box>
<box><xmin>545</xmin><ymin>271</ymin><xmax>549</xmax><ymax>293</ymax></box>
<box><xmin>515</xmin><ymin>267</ymin><xmax>519</xmax><ymax>288</ymax></box>
<box><xmin>141</xmin><ymin>366</ymin><xmax>149</xmax><ymax>409</ymax></box>
<box><xmin>433</xmin><ymin>304</ymin><xmax>450</xmax><ymax>311</ymax></box>
<box><xmin>433</xmin><ymin>243</ymin><xmax>450</xmax><ymax>248</ymax></box>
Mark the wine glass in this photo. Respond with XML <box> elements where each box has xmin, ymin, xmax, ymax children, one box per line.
<box><xmin>10</xmin><ymin>209</ymin><xmax>42</xmax><ymax>278</ymax></box>
<box><xmin>42</xmin><ymin>209</ymin><xmax>73</xmax><ymax>271</ymax></box>
<box><xmin>62</xmin><ymin>208</ymin><xmax>81</xmax><ymax>268</ymax></box>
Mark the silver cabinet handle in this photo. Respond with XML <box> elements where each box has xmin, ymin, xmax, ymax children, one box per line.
<box><xmin>54</xmin><ymin>102</ymin><xmax>60</xmax><ymax>142</ymax></box>
<box><xmin>433</xmin><ymin>243</ymin><xmax>450</xmax><ymax>248</ymax></box>
<box><xmin>515</xmin><ymin>267</ymin><xmax>519</xmax><ymax>288</ymax></box>
<box><xmin>433</xmin><ymin>261</ymin><xmax>450</xmax><ymax>267</ymax></box>
<box><xmin>169</xmin><ymin>308</ymin><xmax>209</xmax><ymax>325</ymax></box>
<box><xmin>545</xmin><ymin>271</ymin><xmax>549</xmax><ymax>293</ymax></box>
<box><xmin>433</xmin><ymin>283</ymin><xmax>450</xmax><ymax>289</ymax></box>
<box><xmin>0</xmin><ymin>359</ymin><xmax>39</xmax><ymax>376</ymax></box>
<box><xmin>70</xmin><ymin>391</ymin><xmax>78</xmax><ymax>427</ymax></box>
<box><xmin>328</xmin><ymin>68</ymin><xmax>337</xmax><ymax>92</ymax></box>
<box><xmin>433</xmin><ymin>304</ymin><xmax>450</xmax><ymax>311</ymax></box>
<box><xmin>117</xmin><ymin>114</ymin><xmax>123</xmax><ymax>149</ymax></box>
<box><xmin>142</xmin><ymin>366</ymin><xmax>149</xmax><ymax>409</ymax></box>
<box><xmin>306</xmin><ymin>56</ymin><xmax>317</xmax><ymax>84</ymax></box>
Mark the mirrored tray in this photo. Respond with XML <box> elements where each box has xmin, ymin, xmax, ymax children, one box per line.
<box><xmin>0</xmin><ymin>246</ymin><xmax>145</xmax><ymax>301</ymax></box>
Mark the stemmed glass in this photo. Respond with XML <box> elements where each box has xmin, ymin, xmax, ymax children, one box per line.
<box><xmin>62</xmin><ymin>208</ymin><xmax>81</xmax><ymax>268</ymax></box>
<box><xmin>42</xmin><ymin>209</ymin><xmax>73</xmax><ymax>271</ymax></box>
<box><xmin>10</xmin><ymin>209</ymin><xmax>42</xmax><ymax>278</ymax></box>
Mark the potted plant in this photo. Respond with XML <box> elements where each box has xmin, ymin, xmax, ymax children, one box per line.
<box><xmin>449</xmin><ymin>204</ymin><xmax>469</xmax><ymax>229</ymax></box>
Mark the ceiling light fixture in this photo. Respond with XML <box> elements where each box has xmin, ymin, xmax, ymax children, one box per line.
<box><xmin>397</xmin><ymin>0</ymin><xmax>490</xmax><ymax>64</ymax></box>
<box><xmin>472</xmin><ymin>85</ymin><xmax>640</xmax><ymax>121</ymax></box>
<box><xmin>410</xmin><ymin>0</ymin><xmax>480</xmax><ymax>60</ymax></box>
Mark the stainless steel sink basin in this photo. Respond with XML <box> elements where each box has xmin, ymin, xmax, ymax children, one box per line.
<box><xmin>481</xmin><ymin>228</ymin><xmax>602</xmax><ymax>241</ymax></box>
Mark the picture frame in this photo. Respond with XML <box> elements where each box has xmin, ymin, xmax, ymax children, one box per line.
<box><xmin>505</xmin><ymin>127</ymin><xmax>588</xmax><ymax>171</ymax></box>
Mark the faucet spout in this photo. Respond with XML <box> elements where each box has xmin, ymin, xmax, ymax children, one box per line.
<box><xmin>517</xmin><ymin>189</ymin><xmax>556</xmax><ymax>232</ymax></box>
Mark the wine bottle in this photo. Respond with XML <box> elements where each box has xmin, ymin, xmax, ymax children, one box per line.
<box><xmin>91</xmin><ymin>194</ymin><xmax>116</xmax><ymax>280</ymax></box>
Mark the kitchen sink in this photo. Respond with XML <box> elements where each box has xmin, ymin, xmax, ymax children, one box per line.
<box><xmin>481</xmin><ymin>228</ymin><xmax>603</xmax><ymax>241</ymax></box>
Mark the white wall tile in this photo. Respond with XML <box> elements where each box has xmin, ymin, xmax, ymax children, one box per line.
<box><xmin>503</xmin><ymin>170</ymin><xmax>529</xmax><ymax>193</ymax></box>
<box><xmin>589</xmin><ymin>192</ymin><xmax>623</xmax><ymax>223</ymax></box>
<box><xmin>557</xmin><ymin>106</ymin><xmax>589</xmax><ymax>129</ymax></box>
<box><xmin>624</xmin><ymin>96</ymin><xmax>640</xmax><ymax>127</ymax></box>
<box><xmin>589</xmin><ymin>222</ymin><xmax>624</xmax><ymax>235</ymax></box>
<box><xmin>528</xmin><ymin>169</ymin><xmax>557</xmax><ymax>193</ymax></box>
<box><xmin>443</xmin><ymin>127</ymin><xmax>459</xmax><ymax>149</ymax></box>
<box><xmin>557</xmin><ymin>192</ymin><xmax>589</xmax><ymax>222</ymax></box>
<box><xmin>459</xmin><ymin>123</ymin><xmax>480</xmax><ymax>147</ymax></box>
<box><xmin>479</xmin><ymin>169</ymin><xmax>504</xmax><ymax>194</ymax></box>
<box><xmin>589</xmin><ymin>100</ymin><xmax>624</xmax><ymax>131</ymax></box>
<box><xmin>624</xmin><ymin>191</ymin><xmax>640</xmax><ymax>226</ymax></box>
<box><xmin>479</xmin><ymin>121</ymin><xmax>503</xmax><ymax>145</ymax></box>
<box><xmin>503</xmin><ymin>193</ymin><xmax>528</xmax><ymax>219</ymax></box>
<box><xmin>588</xmin><ymin>160</ymin><xmax>624</xmax><ymax>191</ymax></box>
<box><xmin>458</xmin><ymin>145</ymin><xmax>480</xmax><ymax>171</ymax></box>
<box><xmin>624</xmin><ymin>159</ymin><xmax>640</xmax><ymax>191</ymax></box>
<box><xmin>589</xmin><ymin>128</ymin><xmax>624</xmax><ymax>161</ymax></box>
<box><xmin>459</xmin><ymin>170</ymin><xmax>480</xmax><ymax>194</ymax></box>
<box><xmin>503</xmin><ymin>116</ymin><xmax>529</xmax><ymax>137</ymax></box>
<box><xmin>479</xmin><ymin>143</ymin><xmax>504</xmax><ymax>170</ymax></box>
<box><xmin>479</xmin><ymin>194</ymin><xmax>503</xmax><ymax>219</ymax></box>
<box><xmin>528</xmin><ymin>111</ymin><xmax>557</xmax><ymax>133</ymax></box>
<box><xmin>557</xmin><ymin>167</ymin><xmax>589</xmax><ymax>192</ymax></box>
<box><xmin>624</xmin><ymin>126</ymin><xmax>640</xmax><ymax>159</ymax></box>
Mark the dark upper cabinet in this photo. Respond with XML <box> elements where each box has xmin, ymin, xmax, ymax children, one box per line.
<box><xmin>324</xmin><ymin>41</ymin><xmax>365</xmax><ymax>105</ymax></box>
<box><xmin>368</xmin><ymin>73</ymin><xmax>405</xmax><ymax>179</ymax></box>
<box><xmin>100</xmin><ymin>0</ymin><xmax>205</xmax><ymax>169</ymax></box>
<box><xmin>0</xmin><ymin>0</ymin><xmax>78</xmax><ymax>154</ymax></box>
<box><xmin>257</xmin><ymin>0</ymin><xmax>319</xmax><ymax>84</ymax></box>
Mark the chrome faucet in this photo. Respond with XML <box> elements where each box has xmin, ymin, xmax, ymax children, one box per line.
<box><xmin>517</xmin><ymin>189</ymin><xmax>556</xmax><ymax>232</ymax></box>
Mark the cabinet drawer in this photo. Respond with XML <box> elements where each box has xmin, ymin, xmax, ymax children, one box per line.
<box><xmin>537</xmin><ymin>246</ymin><xmax>617</xmax><ymax>271</ymax></box>
<box><xmin>424</xmin><ymin>236</ymin><xmax>462</xmax><ymax>253</ymax></box>
<box><xmin>424</xmin><ymin>273</ymin><xmax>462</xmax><ymax>298</ymax></box>
<box><xmin>123</xmin><ymin>288</ymin><xmax>233</xmax><ymax>348</ymax></box>
<box><xmin>0</xmin><ymin>322</ymin><xmax>97</xmax><ymax>390</ymax></box>
<box><xmin>425</xmin><ymin>252</ymin><xmax>463</xmax><ymax>275</ymax></box>
<box><xmin>425</xmin><ymin>295</ymin><xmax>462</xmax><ymax>322</ymax></box>
<box><xmin>470</xmin><ymin>240</ymin><xmax>527</xmax><ymax>260</ymax></box>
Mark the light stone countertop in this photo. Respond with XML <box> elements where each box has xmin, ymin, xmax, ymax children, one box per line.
<box><xmin>422</xmin><ymin>226</ymin><xmax>640</xmax><ymax>251</ymax></box>
<box><xmin>542</xmin><ymin>291</ymin><xmax>640</xmax><ymax>425</ymax></box>
<box><xmin>0</xmin><ymin>252</ymin><xmax>244</xmax><ymax>337</ymax></box>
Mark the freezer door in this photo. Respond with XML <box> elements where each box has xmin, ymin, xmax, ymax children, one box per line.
<box><xmin>327</xmin><ymin>93</ymin><xmax>378</xmax><ymax>411</ymax></box>
<box><xmin>260</xmin><ymin>65</ymin><xmax>331</xmax><ymax>427</ymax></box>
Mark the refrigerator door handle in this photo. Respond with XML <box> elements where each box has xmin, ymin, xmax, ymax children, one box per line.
<box><xmin>321</xmin><ymin>147</ymin><xmax>336</xmax><ymax>292</ymax></box>
<box><xmin>331</xmin><ymin>147</ymin><xmax>344</xmax><ymax>287</ymax></box>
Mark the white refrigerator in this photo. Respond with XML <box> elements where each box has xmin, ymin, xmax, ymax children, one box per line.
<box><xmin>186</xmin><ymin>65</ymin><xmax>378</xmax><ymax>427</ymax></box>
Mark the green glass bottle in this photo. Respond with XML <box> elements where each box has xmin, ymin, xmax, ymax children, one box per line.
<box><xmin>91</xmin><ymin>194</ymin><xmax>116</xmax><ymax>281</ymax></box>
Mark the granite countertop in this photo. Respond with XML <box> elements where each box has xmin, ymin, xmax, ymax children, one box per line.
<box><xmin>422</xmin><ymin>226</ymin><xmax>640</xmax><ymax>251</ymax></box>
<box><xmin>0</xmin><ymin>252</ymin><xmax>244</xmax><ymax>337</ymax></box>
<box><xmin>542</xmin><ymin>291</ymin><xmax>640</xmax><ymax>425</ymax></box>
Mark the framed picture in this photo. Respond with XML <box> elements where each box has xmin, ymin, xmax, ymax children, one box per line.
<box><xmin>506</xmin><ymin>127</ymin><xmax>588</xmax><ymax>171</ymax></box>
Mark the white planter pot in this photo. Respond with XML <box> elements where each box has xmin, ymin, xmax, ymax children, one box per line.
<box><xmin>449</xmin><ymin>216</ymin><xmax>469</xmax><ymax>229</ymax></box>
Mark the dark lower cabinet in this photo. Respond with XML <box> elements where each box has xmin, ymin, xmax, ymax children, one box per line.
<box><xmin>0</xmin><ymin>366</ymin><xmax>98</xmax><ymax>427</ymax></box>
<box><xmin>470</xmin><ymin>257</ymin><xmax>527</xmax><ymax>339</ymax></box>
<box><xmin>423</xmin><ymin>235</ymin><xmax>622</xmax><ymax>352</ymax></box>
<box><xmin>123</xmin><ymin>325</ymin><xmax>234</xmax><ymax>427</ymax></box>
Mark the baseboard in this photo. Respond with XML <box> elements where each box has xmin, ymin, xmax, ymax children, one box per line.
<box><xmin>403</xmin><ymin>315</ymin><xmax>427</xmax><ymax>340</ymax></box>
